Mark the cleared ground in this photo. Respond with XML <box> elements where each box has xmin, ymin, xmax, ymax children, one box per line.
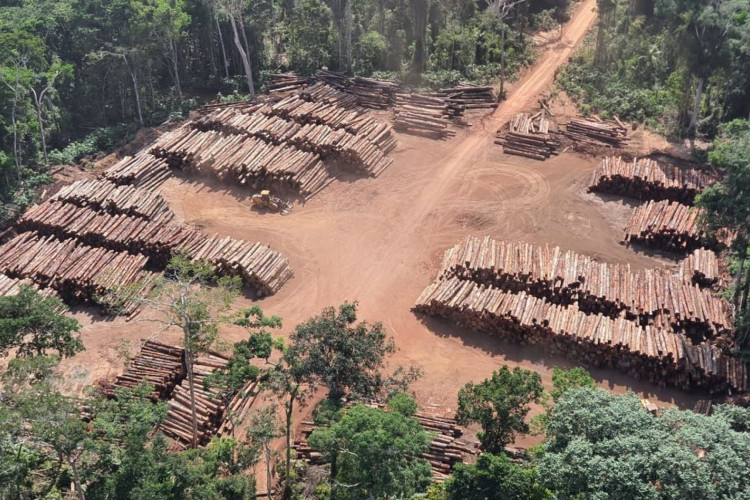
<box><xmin>58</xmin><ymin>0</ymin><xmax>701</xmax><ymax>447</ymax></box>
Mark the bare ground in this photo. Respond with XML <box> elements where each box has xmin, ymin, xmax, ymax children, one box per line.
<box><xmin>57</xmin><ymin>0</ymin><xmax>703</xmax><ymax>451</ymax></box>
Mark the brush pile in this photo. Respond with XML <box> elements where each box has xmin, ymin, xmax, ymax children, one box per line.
<box><xmin>589</xmin><ymin>156</ymin><xmax>714</xmax><ymax>204</ymax></box>
<box><xmin>102</xmin><ymin>153</ymin><xmax>173</xmax><ymax>190</ymax></box>
<box><xmin>438</xmin><ymin>84</ymin><xmax>497</xmax><ymax>111</ymax></box>
<box><xmin>624</xmin><ymin>200</ymin><xmax>717</xmax><ymax>252</ymax></box>
<box><xmin>495</xmin><ymin>112</ymin><xmax>561</xmax><ymax>160</ymax></box>
<box><xmin>680</xmin><ymin>248</ymin><xmax>720</xmax><ymax>288</ymax></box>
<box><xmin>111</xmin><ymin>340</ymin><xmax>186</xmax><ymax>399</ymax></box>
<box><xmin>415</xmin><ymin>276</ymin><xmax>746</xmax><ymax>393</ymax></box>
<box><xmin>393</xmin><ymin>94</ymin><xmax>455</xmax><ymax>139</ymax></box>
<box><xmin>440</xmin><ymin>236</ymin><xmax>732</xmax><ymax>338</ymax></box>
<box><xmin>161</xmin><ymin>353</ymin><xmax>231</xmax><ymax>446</ymax></box>
<box><xmin>565</xmin><ymin>117</ymin><xmax>628</xmax><ymax>147</ymax></box>
<box><xmin>52</xmin><ymin>178</ymin><xmax>174</xmax><ymax>222</ymax></box>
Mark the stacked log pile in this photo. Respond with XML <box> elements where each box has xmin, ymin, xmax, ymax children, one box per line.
<box><xmin>349</xmin><ymin>76</ymin><xmax>400</xmax><ymax>109</ymax></box>
<box><xmin>414</xmin><ymin>413</ymin><xmax>480</xmax><ymax>479</ymax></box>
<box><xmin>52</xmin><ymin>178</ymin><xmax>174</xmax><ymax>222</ymax></box>
<box><xmin>589</xmin><ymin>156</ymin><xmax>714</xmax><ymax>204</ymax></box>
<box><xmin>565</xmin><ymin>117</ymin><xmax>628</xmax><ymax>147</ymax></box>
<box><xmin>18</xmin><ymin>200</ymin><xmax>293</xmax><ymax>295</ymax></box>
<box><xmin>0</xmin><ymin>231</ymin><xmax>153</xmax><ymax>312</ymax></box>
<box><xmin>151</xmin><ymin>126</ymin><xmax>331</xmax><ymax>198</ymax></box>
<box><xmin>294</xmin><ymin>411</ymin><xmax>479</xmax><ymax>478</ymax></box>
<box><xmin>624</xmin><ymin>200</ymin><xmax>719</xmax><ymax>252</ymax></box>
<box><xmin>440</xmin><ymin>236</ymin><xmax>732</xmax><ymax>338</ymax></box>
<box><xmin>313</xmin><ymin>70</ymin><xmax>399</xmax><ymax>109</ymax></box>
<box><xmin>194</xmin><ymin>107</ymin><xmax>393</xmax><ymax>176</ymax></box>
<box><xmin>150</xmin><ymin>88</ymin><xmax>396</xmax><ymax>197</ymax></box>
<box><xmin>267</xmin><ymin>72</ymin><xmax>309</xmax><ymax>97</ymax></box>
<box><xmin>393</xmin><ymin>94</ymin><xmax>455</xmax><ymax>139</ymax></box>
<box><xmin>102</xmin><ymin>153</ymin><xmax>172</xmax><ymax>190</ymax></box>
<box><xmin>414</xmin><ymin>276</ymin><xmax>746</xmax><ymax>393</ymax></box>
<box><xmin>111</xmin><ymin>340</ymin><xmax>185</xmax><ymax>399</ymax></box>
<box><xmin>161</xmin><ymin>353</ymin><xmax>231</xmax><ymax>446</ymax></box>
<box><xmin>438</xmin><ymin>84</ymin><xmax>497</xmax><ymax>111</ymax></box>
<box><xmin>495</xmin><ymin>112</ymin><xmax>560</xmax><ymax>160</ymax></box>
<box><xmin>302</xmin><ymin>81</ymin><xmax>360</xmax><ymax>109</ymax></box>
<box><xmin>262</xmin><ymin>93</ymin><xmax>396</xmax><ymax>150</ymax></box>
<box><xmin>0</xmin><ymin>273</ymin><xmax>47</xmax><ymax>297</ymax></box>
<box><xmin>680</xmin><ymin>248</ymin><xmax>720</xmax><ymax>288</ymax></box>
<box><xmin>217</xmin><ymin>379</ymin><xmax>261</xmax><ymax>438</ymax></box>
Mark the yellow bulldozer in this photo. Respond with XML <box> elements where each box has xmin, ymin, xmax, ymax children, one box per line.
<box><xmin>251</xmin><ymin>190</ymin><xmax>293</xmax><ymax>215</ymax></box>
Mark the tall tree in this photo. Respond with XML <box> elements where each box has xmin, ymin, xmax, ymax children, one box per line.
<box><xmin>445</xmin><ymin>453</ymin><xmax>551</xmax><ymax>500</ymax></box>
<box><xmin>124</xmin><ymin>254</ymin><xmax>239</xmax><ymax>448</ymax></box>
<box><xmin>455</xmin><ymin>365</ymin><xmax>543</xmax><ymax>453</ymax></box>
<box><xmin>490</xmin><ymin>0</ymin><xmax>529</xmax><ymax>96</ymax></box>
<box><xmin>0</xmin><ymin>284</ymin><xmax>83</xmax><ymax>359</ymax></box>
<box><xmin>538</xmin><ymin>387</ymin><xmax>750</xmax><ymax>499</ymax></box>
<box><xmin>216</xmin><ymin>0</ymin><xmax>256</xmax><ymax>98</ymax></box>
<box><xmin>308</xmin><ymin>396</ymin><xmax>432</xmax><ymax>499</ymax></box>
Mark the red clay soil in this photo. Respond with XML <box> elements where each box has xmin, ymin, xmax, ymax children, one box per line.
<box><xmin>58</xmin><ymin>0</ymin><xmax>703</xmax><ymax>450</ymax></box>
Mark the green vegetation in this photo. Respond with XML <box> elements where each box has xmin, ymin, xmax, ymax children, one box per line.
<box><xmin>455</xmin><ymin>365</ymin><xmax>544</xmax><ymax>453</ymax></box>
<box><xmin>445</xmin><ymin>453</ymin><xmax>551</xmax><ymax>500</ymax></box>
<box><xmin>0</xmin><ymin>284</ymin><xmax>83</xmax><ymax>359</ymax></box>
<box><xmin>538</xmin><ymin>387</ymin><xmax>750</xmax><ymax>499</ymax></box>
<box><xmin>308</xmin><ymin>394</ymin><xmax>432</xmax><ymax>499</ymax></box>
<box><xmin>557</xmin><ymin>0</ymin><xmax>750</xmax><ymax>138</ymax></box>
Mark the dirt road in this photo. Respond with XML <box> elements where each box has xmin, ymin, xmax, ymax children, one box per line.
<box><xmin>65</xmin><ymin>0</ymin><xmax>701</xmax><ymax>445</ymax></box>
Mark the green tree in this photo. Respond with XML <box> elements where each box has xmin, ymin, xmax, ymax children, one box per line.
<box><xmin>286</xmin><ymin>301</ymin><xmax>398</xmax><ymax>403</ymax></box>
<box><xmin>308</xmin><ymin>396</ymin><xmax>432</xmax><ymax>499</ymax></box>
<box><xmin>444</xmin><ymin>453</ymin><xmax>551</xmax><ymax>500</ymax></box>
<box><xmin>538</xmin><ymin>387</ymin><xmax>750</xmax><ymax>499</ymax></box>
<box><xmin>0</xmin><ymin>284</ymin><xmax>83</xmax><ymax>359</ymax></box>
<box><xmin>455</xmin><ymin>365</ymin><xmax>543</xmax><ymax>453</ymax></box>
<box><xmin>133</xmin><ymin>254</ymin><xmax>240</xmax><ymax>448</ymax></box>
<box><xmin>247</xmin><ymin>406</ymin><xmax>282</xmax><ymax>500</ymax></box>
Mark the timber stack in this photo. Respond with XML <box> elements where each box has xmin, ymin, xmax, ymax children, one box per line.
<box><xmin>589</xmin><ymin>156</ymin><xmax>714</xmax><ymax>204</ymax></box>
<box><xmin>414</xmin><ymin>276</ymin><xmax>746</xmax><ymax>394</ymax></box>
<box><xmin>102</xmin><ymin>153</ymin><xmax>173</xmax><ymax>191</ymax></box>
<box><xmin>216</xmin><ymin>379</ymin><xmax>261</xmax><ymax>438</ymax></box>
<box><xmin>150</xmin><ymin>86</ymin><xmax>396</xmax><ymax>198</ymax></box>
<box><xmin>161</xmin><ymin>353</ymin><xmax>231</xmax><ymax>446</ymax></box>
<box><xmin>110</xmin><ymin>340</ymin><xmax>186</xmax><ymax>399</ymax></box>
<box><xmin>52</xmin><ymin>178</ymin><xmax>174</xmax><ymax>223</ymax></box>
<box><xmin>393</xmin><ymin>93</ymin><xmax>455</xmax><ymax>139</ymax></box>
<box><xmin>193</xmin><ymin>107</ymin><xmax>394</xmax><ymax>176</ymax></box>
<box><xmin>680</xmin><ymin>248</ymin><xmax>720</xmax><ymax>288</ymax></box>
<box><xmin>349</xmin><ymin>76</ymin><xmax>400</xmax><ymax>109</ymax></box>
<box><xmin>565</xmin><ymin>117</ymin><xmax>628</xmax><ymax>147</ymax></box>
<box><xmin>313</xmin><ymin>70</ymin><xmax>399</xmax><ymax>109</ymax></box>
<box><xmin>17</xmin><ymin>199</ymin><xmax>293</xmax><ymax>296</ymax></box>
<box><xmin>438</xmin><ymin>84</ymin><xmax>497</xmax><ymax>111</ymax></box>
<box><xmin>0</xmin><ymin>273</ymin><xmax>49</xmax><ymax>297</ymax></box>
<box><xmin>624</xmin><ymin>200</ymin><xmax>724</xmax><ymax>252</ymax></box>
<box><xmin>495</xmin><ymin>112</ymin><xmax>560</xmax><ymax>160</ymax></box>
<box><xmin>439</xmin><ymin>236</ymin><xmax>733</xmax><ymax>339</ymax></box>
<box><xmin>267</xmin><ymin>72</ymin><xmax>309</xmax><ymax>97</ymax></box>
<box><xmin>414</xmin><ymin>412</ymin><xmax>480</xmax><ymax>480</ymax></box>
<box><xmin>0</xmin><ymin>231</ymin><xmax>154</xmax><ymax>313</ymax></box>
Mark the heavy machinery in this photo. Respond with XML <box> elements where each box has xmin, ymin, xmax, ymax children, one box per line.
<box><xmin>251</xmin><ymin>190</ymin><xmax>293</xmax><ymax>215</ymax></box>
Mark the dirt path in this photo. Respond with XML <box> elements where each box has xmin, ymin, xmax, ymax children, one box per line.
<box><xmin>64</xmin><ymin>0</ymin><xmax>701</xmax><ymax>451</ymax></box>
